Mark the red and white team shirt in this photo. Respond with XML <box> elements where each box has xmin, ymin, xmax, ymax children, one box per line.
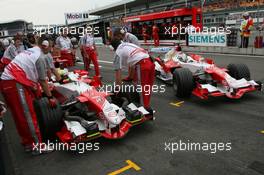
<box><xmin>1</xmin><ymin>47</ymin><xmax>42</xmax><ymax>87</ymax></box>
<box><xmin>114</xmin><ymin>42</ymin><xmax>149</xmax><ymax>70</ymax></box>
<box><xmin>3</xmin><ymin>44</ymin><xmax>19</xmax><ymax>61</ymax></box>
<box><xmin>56</xmin><ymin>36</ymin><xmax>72</xmax><ymax>51</ymax></box>
<box><xmin>80</xmin><ymin>34</ymin><xmax>95</xmax><ymax>48</ymax></box>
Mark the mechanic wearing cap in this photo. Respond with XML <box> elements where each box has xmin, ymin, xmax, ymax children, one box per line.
<box><xmin>113</xmin><ymin>28</ymin><xmax>140</xmax><ymax>46</ymax></box>
<box><xmin>0</xmin><ymin>36</ymin><xmax>55</xmax><ymax>155</ymax></box>
<box><xmin>111</xmin><ymin>39</ymin><xmax>155</xmax><ymax>108</ymax></box>
<box><xmin>113</xmin><ymin>28</ymin><xmax>140</xmax><ymax>81</ymax></box>
<box><xmin>79</xmin><ymin>31</ymin><xmax>101</xmax><ymax>77</ymax></box>
<box><xmin>240</xmin><ymin>12</ymin><xmax>253</xmax><ymax>48</ymax></box>
<box><xmin>152</xmin><ymin>23</ymin><xmax>160</xmax><ymax>47</ymax></box>
<box><xmin>55</xmin><ymin>28</ymin><xmax>75</xmax><ymax>66</ymax></box>
<box><xmin>41</xmin><ymin>40</ymin><xmax>61</xmax><ymax>82</ymax></box>
<box><xmin>1</xmin><ymin>36</ymin><xmax>23</xmax><ymax>67</ymax></box>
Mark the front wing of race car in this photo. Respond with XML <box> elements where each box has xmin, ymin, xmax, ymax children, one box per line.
<box><xmin>192</xmin><ymin>80</ymin><xmax>262</xmax><ymax>99</ymax></box>
<box><xmin>36</xmin><ymin>70</ymin><xmax>154</xmax><ymax>144</ymax></box>
<box><xmin>56</xmin><ymin>108</ymin><xmax>154</xmax><ymax>143</ymax></box>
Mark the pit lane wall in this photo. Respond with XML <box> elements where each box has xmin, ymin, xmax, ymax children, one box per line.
<box><xmin>183</xmin><ymin>31</ymin><xmax>264</xmax><ymax>56</ymax></box>
<box><xmin>182</xmin><ymin>46</ymin><xmax>264</xmax><ymax>56</ymax></box>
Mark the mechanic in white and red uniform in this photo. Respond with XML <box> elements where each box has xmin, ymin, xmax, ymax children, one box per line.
<box><xmin>111</xmin><ymin>39</ymin><xmax>155</xmax><ymax>109</ymax></box>
<box><xmin>1</xmin><ymin>36</ymin><xmax>23</xmax><ymax>67</ymax></box>
<box><xmin>152</xmin><ymin>24</ymin><xmax>160</xmax><ymax>47</ymax></box>
<box><xmin>56</xmin><ymin>28</ymin><xmax>75</xmax><ymax>67</ymax></box>
<box><xmin>0</xmin><ymin>37</ymin><xmax>55</xmax><ymax>155</ymax></box>
<box><xmin>79</xmin><ymin>32</ymin><xmax>101</xmax><ymax>77</ymax></box>
<box><xmin>113</xmin><ymin>28</ymin><xmax>140</xmax><ymax>81</ymax></box>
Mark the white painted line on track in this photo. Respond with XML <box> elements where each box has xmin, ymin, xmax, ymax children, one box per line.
<box><xmin>98</xmin><ymin>60</ymin><xmax>113</xmax><ymax>64</ymax></box>
<box><xmin>76</xmin><ymin>62</ymin><xmax>102</xmax><ymax>68</ymax></box>
<box><xmin>77</xmin><ymin>60</ymin><xmax>112</xmax><ymax>64</ymax></box>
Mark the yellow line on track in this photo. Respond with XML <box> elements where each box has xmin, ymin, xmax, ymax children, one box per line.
<box><xmin>108</xmin><ymin>160</ymin><xmax>141</xmax><ymax>175</ymax></box>
<box><xmin>170</xmin><ymin>101</ymin><xmax>184</xmax><ymax>107</ymax></box>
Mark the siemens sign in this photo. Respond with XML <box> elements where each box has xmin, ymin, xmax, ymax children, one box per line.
<box><xmin>189</xmin><ymin>33</ymin><xmax>227</xmax><ymax>47</ymax></box>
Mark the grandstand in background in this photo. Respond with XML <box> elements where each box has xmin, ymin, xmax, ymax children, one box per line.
<box><xmin>0</xmin><ymin>20</ymin><xmax>33</xmax><ymax>38</ymax></box>
<box><xmin>203</xmin><ymin>0</ymin><xmax>264</xmax><ymax>27</ymax></box>
<box><xmin>89</xmin><ymin>0</ymin><xmax>264</xmax><ymax>28</ymax></box>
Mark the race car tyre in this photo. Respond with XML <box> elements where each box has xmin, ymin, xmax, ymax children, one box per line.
<box><xmin>173</xmin><ymin>68</ymin><xmax>195</xmax><ymax>98</ymax></box>
<box><xmin>227</xmin><ymin>63</ymin><xmax>251</xmax><ymax>80</ymax></box>
<box><xmin>33</xmin><ymin>97</ymin><xmax>63</xmax><ymax>141</ymax></box>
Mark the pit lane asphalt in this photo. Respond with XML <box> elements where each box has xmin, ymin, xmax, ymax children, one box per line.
<box><xmin>1</xmin><ymin>46</ymin><xmax>264</xmax><ymax>175</ymax></box>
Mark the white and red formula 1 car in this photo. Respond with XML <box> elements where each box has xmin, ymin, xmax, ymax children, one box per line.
<box><xmin>151</xmin><ymin>47</ymin><xmax>262</xmax><ymax>99</ymax></box>
<box><xmin>33</xmin><ymin>70</ymin><xmax>154</xmax><ymax>143</ymax></box>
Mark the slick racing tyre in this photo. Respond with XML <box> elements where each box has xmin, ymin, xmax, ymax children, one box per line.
<box><xmin>34</xmin><ymin>97</ymin><xmax>63</xmax><ymax>141</ymax></box>
<box><xmin>227</xmin><ymin>63</ymin><xmax>251</xmax><ymax>80</ymax></box>
<box><xmin>173</xmin><ymin>68</ymin><xmax>195</xmax><ymax>98</ymax></box>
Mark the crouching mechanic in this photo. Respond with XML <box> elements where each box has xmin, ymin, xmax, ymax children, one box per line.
<box><xmin>0</xmin><ymin>37</ymin><xmax>56</xmax><ymax>155</ymax></box>
<box><xmin>113</xmin><ymin>28</ymin><xmax>140</xmax><ymax>82</ymax></box>
<box><xmin>111</xmin><ymin>39</ymin><xmax>155</xmax><ymax>109</ymax></box>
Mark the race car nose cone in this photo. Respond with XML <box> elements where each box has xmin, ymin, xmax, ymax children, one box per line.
<box><xmin>104</xmin><ymin>110</ymin><xmax>122</xmax><ymax>125</ymax></box>
<box><xmin>109</xmin><ymin>116</ymin><xmax>122</xmax><ymax>125</ymax></box>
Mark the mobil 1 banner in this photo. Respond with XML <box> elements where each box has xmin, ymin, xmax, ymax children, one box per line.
<box><xmin>65</xmin><ymin>12</ymin><xmax>89</xmax><ymax>25</ymax></box>
<box><xmin>188</xmin><ymin>33</ymin><xmax>227</xmax><ymax>47</ymax></box>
